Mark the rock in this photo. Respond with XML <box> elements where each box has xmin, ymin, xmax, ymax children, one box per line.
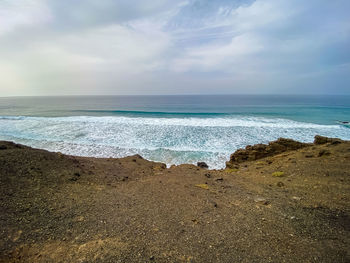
<box><xmin>305</xmin><ymin>154</ymin><xmax>314</xmax><ymax>158</ymax></box>
<box><xmin>75</xmin><ymin>216</ymin><xmax>84</xmax><ymax>222</ymax></box>
<box><xmin>204</xmin><ymin>173</ymin><xmax>211</xmax><ymax>178</ymax></box>
<box><xmin>318</xmin><ymin>149</ymin><xmax>331</xmax><ymax>157</ymax></box>
<box><xmin>254</xmin><ymin>197</ymin><xmax>269</xmax><ymax>205</ymax></box>
<box><xmin>197</xmin><ymin>162</ymin><xmax>209</xmax><ymax>169</ymax></box>
<box><xmin>225</xmin><ymin>167</ymin><xmax>239</xmax><ymax>173</ymax></box>
<box><xmin>314</xmin><ymin>135</ymin><xmax>342</xmax><ymax>145</ymax></box>
<box><xmin>226</xmin><ymin>138</ymin><xmax>310</xmax><ymax>167</ymax></box>
<box><xmin>0</xmin><ymin>145</ymin><xmax>7</xmax><ymax>150</ymax></box>
<box><xmin>331</xmin><ymin>140</ymin><xmax>342</xmax><ymax>145</ymax></box>
<box><xmin>292</xmin><ymin>196</ymin><xmax>301</xmax><ymax>201</ymax></box>
<box><xmin>195</xmin><ymin>184</ymin><xmax>209</xmax><ymax>190</ymax></box>
<box><xmin>134</xmin><ymin>154</ymin><xmax>143</xmax><ymax>159</ymax></box>
<box><xmin>277</xmin><ymin>182</ymin><xmax>285</xmax><ymax>187</ymax></box>
<box><xmin>209</xmin><ymin>200</ymin><xmax>218</xmax><ymax>208</ymax></box>
<box><xmin>154</xmin><ymin>163</ymin><xmax>166</xmax><ymax>170</ymax></box>
<box><xmin>272</xmin><ymin>171</ymin><xmax>284</xmax><ymax>177</ymax></box>
<box><xmin>215</xmin><ymin>177</ymin><xmax>224</xmax><ymax>182</ymax></box>
<box><xmin>225</xmin><ymin>163</ymin><xmax>240</xmax><ymax>169</ymax></box>
<box><xmin>314</xmin><ymin>135</ymin><xmax>329</xmax><ymax>145</ymax></box>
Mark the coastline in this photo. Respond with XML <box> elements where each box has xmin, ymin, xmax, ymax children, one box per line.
<box><xmin>1</xmin><ymin>136</ymin><xmax>349</xmax><ymax>262</ymax></box>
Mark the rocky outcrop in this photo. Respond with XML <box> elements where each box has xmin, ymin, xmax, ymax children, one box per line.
<box><xmin>314</xmin><ymin>135</ymin><xmax>342</xmax><ymax>145</ymax></box>
<box><xmin>226</xmin><ymin>138</ymin><xmax>310</xmax><ymax>168</ymax></box>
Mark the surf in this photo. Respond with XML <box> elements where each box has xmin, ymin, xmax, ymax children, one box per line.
<box><xmin>0</xmin><ymin>115</ymin><xmax>349</xmax><ymax>169</ymax></box>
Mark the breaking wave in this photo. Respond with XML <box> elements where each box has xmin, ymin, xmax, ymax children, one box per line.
<box><xmin>0</xmin><ymin>115</ymin><xmax>349</xmax><ymax>169</ymax></box>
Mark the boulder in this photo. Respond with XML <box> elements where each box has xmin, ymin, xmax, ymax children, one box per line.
<box><xmin>197</xmin><ymin>162</ymin><xmax>209</xmax><ymax>169</ymax></box>
<box><xmin>0</xmin><ymin>145</ymin><xmax>7</xmax><ymax>150</ymax></box>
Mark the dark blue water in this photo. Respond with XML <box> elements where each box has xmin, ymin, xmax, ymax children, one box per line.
<box><xmin>0</xmin><ymin>95</ymin><xmax>349</xmax><ymax>168</ymax></box>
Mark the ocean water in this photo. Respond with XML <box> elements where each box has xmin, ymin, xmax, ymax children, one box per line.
<box><xmin>0</xmin><ymin>95</ymin><xmax>349</xmax><ymax>169</ymax></box>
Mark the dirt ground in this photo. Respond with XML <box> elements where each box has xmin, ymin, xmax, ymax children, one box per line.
<box><xmin>0</xmin><ymin>138</ymin><xmax>349</xmax><ymax>262</ymax></box>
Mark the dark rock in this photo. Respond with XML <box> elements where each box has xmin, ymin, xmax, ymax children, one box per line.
<box><xmin>331</xmin><ymin>140</ymin><xmax>342</xmax><ymax>145</ymax></box>
<box><xmin>314</xmin><ymin>135</ymin><xmax>329</xmax><ymax>145</ymax></box>
<box><xmin>226</xmin><ymin>138</ymin><xmax>310</xmax><ymax>167</ymax></box>
<box><xmin>215</xmin><ymin>177</ymin><xmax>224</xmax><ymax>182</ymax></box>
<box><xmin>277</xmin><ymin>182</ymin><xmax>285</xmax><ymax>187</ymax></box>
<box><xmin>0</xmin><ymin>145</ymin><xmax>7</xmax><ymax>150</ymax></box>
<box><xmin>305</xmin><ymin>154</ymin><xmax>314</xmax><ymax>158</ymax></box>
<box><xmin>74</xmin><ymin>172</ymin><xmax>80</xmax><ymax>177</ymax></box>
<box><xmin>318</xmin><ymin>149</ymin><xmax>331</xmax><ymax>157</ymax></box>
<box><xmin>159</xmin><ymin>163</ymin><xmax>166</xmax><ymax>169</ymax></box>
<box><xmin>314</xmin><ymin>135</ymin><xmax>342</xmax><ymax>145</ymax></box>
<box><xmin>204</xmin><ymin>173</ymin><xmax>211</xmax><ymax>178</ymax></box>
<box><xmin>134</xmin><ymin>154</ymin><xmax>143</xmax><ymax>159</ymax></box>
<box><xmin>197</xmin><ymin>162</ymin><xmax>209</xmax><ymax>169</ymax></box>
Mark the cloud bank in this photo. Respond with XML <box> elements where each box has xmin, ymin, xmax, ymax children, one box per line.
<box><xmin>0</xmin><ymin>0</ymin><xmax>349</xmax><ymax>96</ymax></box>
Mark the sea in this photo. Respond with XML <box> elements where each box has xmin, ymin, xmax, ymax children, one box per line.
<box><xmin>0</xmin><ymin>95</ymin><xmax>349</xmax><ymax>169</ymax></box>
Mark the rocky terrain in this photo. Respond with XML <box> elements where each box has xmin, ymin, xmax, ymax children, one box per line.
<box><xmin>0</xmin><ymin>136</ymin><xmax>349</xmax><ymax>262</ymax></box>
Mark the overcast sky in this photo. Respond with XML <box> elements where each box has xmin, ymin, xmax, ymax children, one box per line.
<box><xmin>0</xmin><ymin>0</ymin><xmax>349</xmax><ymax>96</ymax></box>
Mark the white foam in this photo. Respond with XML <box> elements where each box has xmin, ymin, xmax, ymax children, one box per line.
<box><xmin>5</xmin><ymin>115</ymin><xmax>341</xmax><ymax>128</ymax></box>
<box><xmin>0</xmin><ymin>115</ymin><xmax>349</xmax><ymax>169</ymax></box>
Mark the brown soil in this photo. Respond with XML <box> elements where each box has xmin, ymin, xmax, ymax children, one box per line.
<box><xmin>0</xmin><ymin>137</ymin><xmax>349</xmax><ymax>262</ymax></box>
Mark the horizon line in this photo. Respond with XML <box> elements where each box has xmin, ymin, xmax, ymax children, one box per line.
<box><xmin>1</xmin><ymin>93</ymin><xmax>350</xmax><ymax>98</ymax></box>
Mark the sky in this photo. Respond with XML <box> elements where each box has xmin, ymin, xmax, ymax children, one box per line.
<box><xmin>0</xmin><ymin>0</ymin><xmax>349</xmax><ymax>96</ymax></box>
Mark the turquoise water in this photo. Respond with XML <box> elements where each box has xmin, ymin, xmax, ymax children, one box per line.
<box><xmin>0</xmin><ymin>95</ymin><xmax>349</xmax><ymax>169</ymax></box>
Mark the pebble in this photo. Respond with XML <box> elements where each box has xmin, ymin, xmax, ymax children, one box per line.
<box><xmin>254</xmin><ymin>197</ymin><xmax>269</xmax><ymax>205</ymax></box>
<box><xmin>277</xmin><ymin>182</ymin><xmax>285</xmax><ymax>187</ymax></box>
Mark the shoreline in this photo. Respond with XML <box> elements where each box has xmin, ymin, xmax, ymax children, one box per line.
<box><xmin>1</xmin><ymin>136</ymin><xmax>349</xmax><ymax>262</ymax></box>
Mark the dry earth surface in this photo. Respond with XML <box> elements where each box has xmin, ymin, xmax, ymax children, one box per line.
<box><xmin>0</xmin><ymin>136</ymin><xmax>349</xmax><ymax>262</ymax></box>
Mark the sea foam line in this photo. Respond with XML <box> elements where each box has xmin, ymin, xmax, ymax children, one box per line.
<box><xmin>0</xmin><ymin>115</ymin><xmax>341</xmax><ymax>129</ymax></box>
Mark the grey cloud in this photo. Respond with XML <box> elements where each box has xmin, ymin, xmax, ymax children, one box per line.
<box><xmin>47</xmin><ymin>0</ymin><xmax>179</xmax><ymax>30</ymax></box>
<box><xmin>0</xmin><ymin>0</ymin><xmax>349</xmax><ymax>96</ymax></box>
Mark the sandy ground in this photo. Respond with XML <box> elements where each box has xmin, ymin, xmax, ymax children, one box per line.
<box><xmin>0</xmin><ymin>137</ymin><xmax>349</xmax><ymax>262</ymax></box>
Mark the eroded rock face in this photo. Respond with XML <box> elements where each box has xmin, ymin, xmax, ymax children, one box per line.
<box><xmin>314</xmin><ymin>135</ymin><xmax>342</xmax><ymax>145</ymax></box>
<box><xmin>226</xmin><ymin>138</ymin><xmax>310</xmax><ymax>168</ymax></box>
